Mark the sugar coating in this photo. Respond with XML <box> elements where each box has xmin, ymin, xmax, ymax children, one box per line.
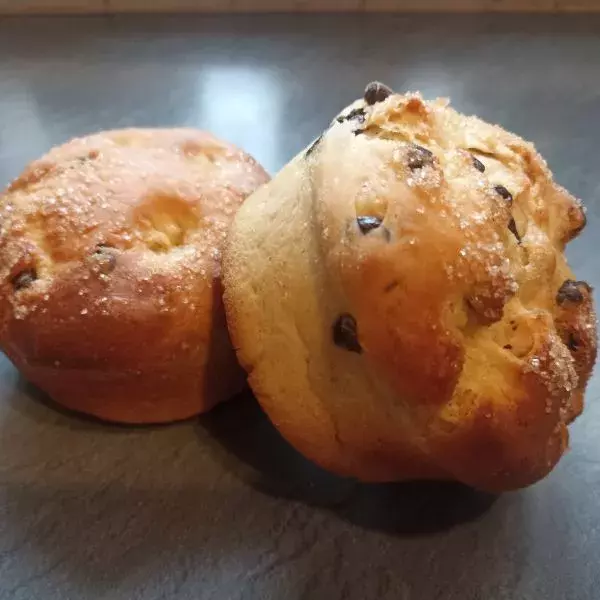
<box><xmin>0</xmin><ymin>127</ymin><xmax>269</xmax><ymax>424</ymax></box>
<box><xmin>224</xmin><ymin>89</ymin><xmax>597</xmax><ymax>492</ymax></box>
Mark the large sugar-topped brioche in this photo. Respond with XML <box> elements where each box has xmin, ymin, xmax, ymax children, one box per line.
<box><xmin>223</xmin><ymin>83</ymin><xmax>596</xmax><ymax>492</ymax></box>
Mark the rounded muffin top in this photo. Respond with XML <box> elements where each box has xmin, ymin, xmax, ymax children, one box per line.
<box><xmin>0</xmin><ymin>128</ymin><xmax>269</xmax><ymax>375</ymax></box>
<box><xmin>0</xmin><ymin>128</ymin><xmax>269</xmax><ymax>323</ymax></box>
<box><xmin>303</xmin><ymin>85</ymin><xmax>596</xmax><ymax>488</ymax></box>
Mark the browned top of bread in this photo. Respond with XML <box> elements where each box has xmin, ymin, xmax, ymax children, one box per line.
<box><xmin>223</xmin><ymin>85</ymin><xmax>596</xmax><ymax>491</ymax></box>
<box><xmin>320</xmin><ymin>90</ymin><xmax>595</xmax><ymax>488</ymax></box>
<box><xmin>0</xmin><ymin>128</ymin><xmax>269</xmax><ymax>423</ymax></box>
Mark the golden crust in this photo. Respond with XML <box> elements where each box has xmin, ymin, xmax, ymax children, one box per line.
<box><xmin>223</xmin><ymin>89</ymin><xmax>596</xmax><ymax>492</ymax></box>
<box><xmin>0</xmin><ymin>128</ymin><xmax>269</xmax><ymax>423</ymax></box>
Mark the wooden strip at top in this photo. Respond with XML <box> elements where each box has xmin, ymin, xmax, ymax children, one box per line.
<box><xmin>102</xmin><ymin>0</ymin><xmax>360</xmax><ymax>10</ymax></box>
<box><xmin>366</xmin><ymin>0</ymin><xmax>556</xmax><ymax>10</ymax></box>
<box><xmin>2</xmin><ymin>0</ymin><xmax>600</xmax><ymax>13</ymax></box>
<box><xmin>0</xmin><ymin>0</ymin><xmax>105</xmax><ymax>13</ymax></box>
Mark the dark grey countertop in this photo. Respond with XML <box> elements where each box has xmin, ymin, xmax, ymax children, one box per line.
<box><xmin>0</xmin><ymin>13</ymin><xmax>599</xmax><ymax>600</ymax></box>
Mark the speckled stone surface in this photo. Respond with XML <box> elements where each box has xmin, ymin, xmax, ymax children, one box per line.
<box><xmin>0</xmin><ymin>13</ymin><xmax>598</xmax><ymax>600</ymax></box>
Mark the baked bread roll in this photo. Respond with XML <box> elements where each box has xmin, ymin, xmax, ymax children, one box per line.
<box><xmin>223</xmin><ymin>83</ymin><xmax>597</xmax><ymax>492</ymax></box>
<box><xmin>0</xmin><ymin>128</ymin><xmax>269</xmax><ymax>423</ymax></box>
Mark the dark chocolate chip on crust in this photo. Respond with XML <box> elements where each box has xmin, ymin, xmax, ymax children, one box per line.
<box><xmin>332</xmin><ymin>313</ymin><xmax>362</xmax><ymax>354</ymax></box>
<box><xmin>337</xmin><ymin>107</ymin><xmax>366</xmax><ymax>124</ymax></box>
<box><xmin>357</xmin><ymin>216</ymin><xmax>383</xmax><ymax>233</ymax></box>
<box><xmin>567</xmin><ymin>332</ymin><xmax>580</xmax><ymax>352</ymax></box>
<box><xmin>494</xmin><ymin>185</ymin><xmax>513</xmax><ymax>205</ymax></box>
<box><xmin>364</xmin><ymin>81</ymin><xmax>393</xmax><ymax>106</ymax></box>
<box><xmin>472</xmin><ymin>156</ymin><xmax>486</xmax><ymax>173</ymax></box>
<box><xmin>90</xmin><ymin>244</ymin><xmax>118</xmax><ymax>275</ymax></box>
<box><xmin>11</xmin><ymin>269</ymin><xmax>37</xmax><ymax>290</ymax></box>
<box><xmin>334</xmin><ymin>107</ymin><xmax>367</xmax><ymax>135</ymax></box>
<box><xmin>356</xmin><ymin>216</ymin><xmax>391</xmax><ymax>241</ymax></box>
<box><xmin>305</xmin><ymin>134</ymin><xmax>323</xmax><ymax>158</ymax></box>
<box><xmin>407</xmin><ymin>145</ymin><xmax>434</xmax><ymax>170</ymax></box>
<box><xmin>556</xmin><ymin>279</ymin><xmax>590</xmax><ymax>305</ymax></box>
<box><xmin>508</xmin><ymin>217</ymin><xmax>521</xmax><ymax>242</ymax></box>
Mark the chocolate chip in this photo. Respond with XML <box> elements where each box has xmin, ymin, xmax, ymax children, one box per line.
<box><xmin>556</xmin><ymin>280</ymin><xmax>589</xmax><ymax>305</ymax></box>
<box><xmin>337</xmin><ymin>107</ymin><xmax>366</xmax><ymax>124</ymax></box>
<box><xmin>12</xmin><ymin>269</ymin><xmax>37</xmax><ymax>290</ymax></box>
<box><xmin>503</xmin><ymin>344</ymin><xmax>513</xmax><ymax>350</ymax></box>
<box><xmin>508</xmin><ymin>217</ymin><xmax>521</xmax><ymax>242</ymax></box>
<box><xmin>407</xmin><ymin>145</ymin><xmax>434</xmax><ymax>170</ymax></box>
<box><xmin>357</xmin><ymin>216</ymin><xmax>383</xmax><ymax>233</ymax></box>
<box><xmin>91</xmin><ymin>244</ymin><xmax>117</xmax><ymax>275</ymax></box>
<box><xmin>356</xmin><ymin>216</ymin><xmax>390</xmax><ymax>240</ymax></box>
<box><xmin>335</xmin><ymin>107</ymin><xmax>367</xmax><ymax>135</ymax></box>
<box><xmin>305</xmin><ymin>134</ymin><xmax>323</xmax><ymax>158</ymax></box>
<box><xmin>472</xmin><ymin>156</ymin><xmax>485</xmax><ymax>173</ymax></box>
<box><xmin>347</xmin><ymin>107</ymin><xmax>366</xmax><ymax>123</ymax></box>
<box><xmin>332</xmin><ymin>313</ymin><xmax>362</xmax><ymax>354</ymax></box>
<box><xmin>364</xmin><ymin>81</ymin><xmax>393</xmax><ymax>106</ymax></box>
<box><xmin>384</xmin><ymin>280</ymin><xmax>400</xmax><ymax>293</ymax></box>
<box><xmin>494</xmin><ymin>185</ymin><xmax>513</xmax><ymax>205</ymax></box>
<box><xmin>567</xmin><ymin>332</ymin><xmax>579</xmax><ymax>352</ymax></box>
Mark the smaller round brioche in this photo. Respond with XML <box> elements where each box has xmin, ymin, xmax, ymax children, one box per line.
<box><xmin>223</xmin><ymin>83</ymin><xmax>597</xmax><ymax>492</ymax></box>
<box><xmin>0</xmin><ymin>128</ymin><xmax>269</xmax><ymax>423</ymax></box>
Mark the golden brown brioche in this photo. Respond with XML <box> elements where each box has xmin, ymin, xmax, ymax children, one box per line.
<box><xmin>223</xmin><ymin>83</ymin><xmax>597</xmax><ymax>492</ymax></box>
<box><xmin>0</xmin><ymin>128</ymin><xmax>269</xmax><ymax>424</ymax></box>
